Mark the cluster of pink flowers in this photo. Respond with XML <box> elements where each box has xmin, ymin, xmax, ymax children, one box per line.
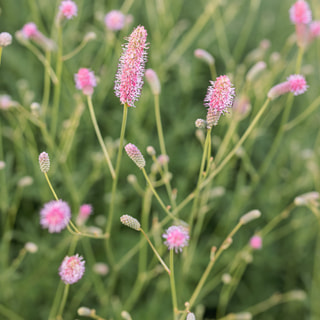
<box><xmin>59</xmin><ymin>254</ymin><xmax>85</xmax><ymax>284</ymax></box>
<box><xmin>58</xmin><ymin>0</ymin><xmax>78</xmax><ymax>20</ymax></box>
<box><xmin>105</xmin><ymin>10</ymin><xmax>126</xmax><ymax>31</ymax></box>
<box><xmin>114</xmin><ymin>25</ymin><xmax>148</xmax><ymax>107</ymax></box>
<box><xmin>204</xmin><ymin>75</ymin><xmax>235</xmax><ymax>128</ymax></box>
<box><xmin>40</xmin><ymin>200</ymin><xmax>71</xmax><ymax>233</ymax></box>
<box><xmin>289</xmin><ymin>0</ymin><xmax>320</xmax><ymax>47</ymax></box>
<box><xmin>162</xmin><ymin>225</ymin><xmax>190</xmax><ymax>253</ymax></box>
<box><xmin>76</xmin><ymin>204</ymin><xmax>93</xmax><ymax>226</ymax></box>
<box><xmin>268</xmin><ymin>74</ymin><xmax>308</xmax><ymax>100</ymax></box>
<box><xmin>74</xmin><ymin>68</ymin><xmax>97</xmax><ymax>95</ymax></box>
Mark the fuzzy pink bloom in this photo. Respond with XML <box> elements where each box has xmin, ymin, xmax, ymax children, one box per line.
<box><xmin>59</xmin><ymin>254</ymin><xmax>85</xmax><ymax>284</ymax></box>
<box><xmin>59</xmin><ymin>0</ymin><xmax>78</xmax><ymax>19</ymax></box>
<box><xmin>289</xmin><ymin>0</ymin><xmax>312</xmax><ymax>24</ymax></box>
<box><xmin>40</xmin><ymin>200</ymin><xmax>71</xmax><ymax>233</ymax></box>
<box><xmin>204</xmin><ymin>75</ymin><xmax>235</xmax><ymax>128</ymax></box>
<box><xmin>74</xmin><ymin>68</ymin><xmax>97</xmax><ymax>95</ymax></box>
<box><xmin>22</xmin><ymin>22</ymin><xmax>39</xmax><ymax>39</ymax></box>
<box><xmin>250</xmin><ymin>235</ymin><xmax>262</xmax><ymax>250</ymax></box>
<box><xmin>114</xmin><ymin>25</ymin><xmax>148</xmax><ymax>107</ymax></box>
<box><xmin>268</xmin><ymin>74</ymin><xmax>308</xmax><ymax>99</ymax></box>
<box><xmin>76</xmin><ymin>204</ymin><xmax>93</xmax><ymax>226</ymax></box>
<box><xmin>310</xmin><ymin>21</ymin><xmax>320</xmax><ymax>38</ymax></box>
<box><xmin>162</xmin><ymin>225</ymin><xmax>190</xmax><ymax>253</ymax></box>
<box><xmin>105</xmin><ymin>10</ymin><xmax>125</xmax><ymax>31</ymax></box>
<box><xmin>125</xmin><ymin>143</ymin><xmax>146</xmax><ymax>169</ymax></box>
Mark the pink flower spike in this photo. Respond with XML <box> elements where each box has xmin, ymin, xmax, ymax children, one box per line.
<box><xmin>250</xmin><ymin>235</ymin><xmax>262</xmax><ymax>250</ymax></box>
<box><xmin>287</xmin><ymin>74</ymin><xmax>308</xmax><ymax>95</ymax></box>
<box><xmin>76</xmin><ymin>204</ymin><xmax>93</xmax><ymax>226</ymax></box>
<box><xmin>310</xmin><ymin>21</ymin><xmax>320</xmax><ymax>39</ymax></box>
<box><xmin>289</xmin><ymin>0</ymin><xmax>312</xmax><ymax>24</ymax></box>
<box><xmin>40</xmin><ymin>200</ymin><xmax>71</xmax><ymax>233</ymax></box>
<box><xmin>59</xmin><ymin>254</ymin><xmax>85</xmax><ymax>284</ymax></box>
<box><xmin>105</xmin><ymin>10</ymin><xmax>126</xmax><ymax>31</ymax></box>
<box><xmin>162</xmin><ymin>225</ymin><xmax>190</xmax><ymax>253</ymax></box>
<box><xmin>59</xmin><ymin>0</ymin><xmax>78</xmax><ymax>20</ymax></box>
<box><xmin>114</xmin><ymin>25</ymin><xmax>148</xmax><ymax>107</ymax></box>
<box><xmin>74</xmin><ymin>68</ymin><xmax>97</xmax><ymax>96</ymax></box>
<box><xmin>22</xmin><ymin>22</ymin><xmax>39</xmax><ymax>39</ymax></box>
<box><xmin>125</xmin><ymin>143</ymin><xmax>146</xmax><ymax>169</ymax></box>
<box><xmin>204</xmin><ymin>75</ymin><xmax>235</xmax><ymax>128</ymax></box>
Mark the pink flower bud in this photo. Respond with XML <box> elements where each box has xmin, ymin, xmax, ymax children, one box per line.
<box><xmin>105</xmin><ymin>10</ymin><xmax>126</xmax><ymax>31</ymax></box>
<box><xmin>145</xmin><ymin>69</ymin><xmax>161</xmax><ymax>95</ymax></box>
<box><xmin>59</xmin><ymin>0</ymin><xmax>78</xmax><ymax>20</ymax></box>
<box><xmin>310</xmin><ymin>21</ymin><xmax>320</xmax><ymax>39</ymax></box>
<box><xmin>289</xmin><ymin>0</ymin><xmax>312</xmax><ymax>24</ymax></box>
<box><xmin>74</xmin><ymin>68</ymin><xmax>97</xmax><ymax>95</ymax></box>
<box><xmin>125</xmin><ymin>143</ymin><xmax>146</xmax><ymax>169</ymax></box>
<box><xmin>249</xmin><ymin>235</ymin><xmax>262</xmax><ymax>250</ymax></box>
<box><xmin>194</xmin><ymin>48</ymin><xmax>215</xmax><ymax>65</ymax></box>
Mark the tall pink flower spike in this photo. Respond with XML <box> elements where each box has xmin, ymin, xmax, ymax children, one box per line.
<box><xmin>114</xmin><ymin>25</ymin><xmax>148</xmax><ymax>107</ymax></box>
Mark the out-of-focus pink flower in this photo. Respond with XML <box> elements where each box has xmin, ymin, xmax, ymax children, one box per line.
<box><xmin>310</xmin><ymin>21</ymin><xmax>320</xmax><ymax>39</ymax></box>
<box><xmin>145</xmin><ymin>69</ymin><xmax>161</xmax><ymax>95</ymax></box>
<box><xmin>268</xmin><ymin>74</ymin><xmax>308</xmax><ymax>100</ymax></box>
<box><xmin>59</xmin><ymin>0</ymin><xmax>78</xmax><ymax>20</ymax></box>
<box><xmin>0</xmin><ymin>95</ymin><xmax>16</xmax><ymax>110</ymax></box>
<box><xmin>250</xmin><ymin>235</ymin><xmax>262</xmax><ymax>250</ymax></box>
<box><xmin>40</xmin><ymin>200</ymin><xmax>71</xmax><ymax>233</ymax></box>
<box><xmin>125</xmin><ymin>143</ymin><xmax>146</xmax><ymax>169</ymax></box>
<box><xmin>105</xmin><ymin>10</ymin><xmax>126</xmax><ymax>31</ymax></box>
<box><xmin>74</xmin><ymin>68</ymin><xmax>97</xmax><ymax>96</ymax></box>
<box><xmin>59</xmin><ymin>254</ymin><xmax>85</xmax><ymax>284</ymax></box>
<box><xmin>114</xmin><ymin>25</ymin><xmax>148</xmax><ymax>107</ymax></box>
<box><xmin>289</xmin><ymin>0</ymin><xmax>312</xmax><ymax>24</ymax></box>
<box><xmin>204</xmin><ymin>75</ymin><xmax>235</xmax><ymax>128</ymax></box>
<box><xmin>76</xmin><ymin>204</ymin><xmax>93</xmax><ymax>226</ymax></box>
<box><xmin>162</xmin><ymin>225</ymin><xmax>189</xmax><ymax>253</ymax></box>
<box><xmin>0</xmin><ymin>32</ymin><xmax>12</xmax><ymax>47</ymax></box>
<box><xmin>22</xmin><ymin>22</ymin><xmax>39</xmax><ymax>39</ymax></box>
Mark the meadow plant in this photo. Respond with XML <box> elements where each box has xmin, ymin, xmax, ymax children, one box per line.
<box><xmin>1</xmin><ymin>0</ymin><xmax>320</xmax><ymax>319</ymax></box>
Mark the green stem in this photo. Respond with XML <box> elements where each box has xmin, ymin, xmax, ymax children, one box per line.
<box><xmin>56</xmin><ymin>284</ymin><xmax>70</xmax><ymax>320</ymax></box>
<box><xmin>169</xmin><ymin>249</ymin><xmax>178</xmax><ymax>319</ymax></box>
<box><xmin>44</xmin><ymin>172</ymin><xmax>59</xmax><ymax>201</ymax></box>
<box><xmin>87</xmin><ymin>96</ymin><xmax>115</xmax><ymax>179</ymax></box>
<box><xmin>42</xmin><ymin>50</ymin><xmax>52</xmax><ymax>117</ymax></box>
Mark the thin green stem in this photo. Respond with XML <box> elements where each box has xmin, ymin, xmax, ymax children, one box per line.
<box><xmin>169</xmin><ymin>249</ymin><xmax>178</xmax><ymax>319</ymax></box>
<box><xmin>42</xmin><ymin>50</ymin><xmax>52</xmax><ymax>117</ymax></box>
<box><xmin>56</xmin><ymin>284</ymin><xmax>70</xmax><ymax>320</ymax></box>
<box><xmin>87</xmin><ymin>96</ymin><xmax>115</xmax><ymax>179</ymax></box>
<box><xmin>139</xmin><ymin>228</ymin><xmax>170</xmax><ymax>274</ymax></box>
<box><xmin>44</xmin><ymin>172</ymin><xmax>59</xmax><ymax>201</ymax></box>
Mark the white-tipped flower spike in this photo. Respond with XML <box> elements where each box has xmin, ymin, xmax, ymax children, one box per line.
<box><xmin>246</xmin><ymin>61</ymin><xmax>267</xmax><ymax>82</ymax></box>
<box><xmin>125</xmin><ymin>143</ymin><xmax>146</xmax><ymax>169</ymax></box>
<box><xmin>145</xmin><ymin>69</ymin><xmax>161</xmax><ymax>95</ymax></box>
<box><xmin>195</xmin><ymin>118</ymin><xmax>207</xmax><ymax>129</ymax></box>
<box><xmin>120</xmin><ymin>214</ymin><xmax>141</xmax><ymax>230</ymax></box>
<box><xmin>0</xmin><ymin>32</ymin><xmax>12</xmax><ymax>47</ymax></box>
<box><xmin>294</xmin><ymin>191</ymin><xmax>319</xmax><ymax>206</ymax></box>
<box><xmin>39</xmin><ymin>152</ymin><xmax>50</xmax><ymax>173</ymax></box>
<box><xmin>240</xmin><ymin>210</ymin><xmax>261</xmax><ymax>224</ymax></box>
<box><xmin>186</xmin><ymin>312</ymin><xmax>196</xmax><ymax>320</ymax></box>
<box><xmin>194</xmin><ymin>48</ymin><xmax>215</xmax><ymax>65</ymax></box>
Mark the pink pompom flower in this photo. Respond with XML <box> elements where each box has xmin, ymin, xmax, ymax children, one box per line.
<box><xmin>74</xmin><ymin>68</ymin><xmax>97</xmax><ymax>96</ymax></box>
<box><xmin>76</xmin><ymin>204</ymin><xmax>93</xmax><ymax>226</ymax></box>
<box><xmin>250</xmin><ymin>235</ymin><xmax>262</xmax><ymax>250</ymax></box>
<box><xmin>59</xmin><ymin>0</ymin><xmax>78</xmax><ymax>20</ymax></box>
<box><xmin>105</xmin><ymin>10</ymin><xmax>126</xmax><ymax>31</ymax></box>
<box><xmin>162</xmin><ymin>225</ymin><xmax>190</xmax><ymax>253</ymax></box>
<box><xmin>114</xmin><ymin>25</ymin><xmax>148</xmax><ymax>107</ymax></box>
<box><xmin>310</xmin><ymin>21</ymin><xmax>320</xmax><ymax>39</ymax></box>
<box><xmin>59</xmin><ymin>254</ymin><xmax>85</xmax><ymax>284</ymax></box>
<box><xmin>22</xmin><ymin>22</ymin><xmax>39</xmax><ymax>39</ymax></box>
<box><xmin>204</xmin><ymin>75</ymin><xmax>235</xmax><ymax>128</ymax></box>
<box><xmin>289</xmin><ymin>0</ymin><xmax>312</xmax><ymax>25</ymax></box>
<box><xmin>268</xmin><ymin>74</ymin><xmax>308</xmax><ymax>100</ymax></box>
<box><xmin>40</xmin><ymin>200</ymin><xmax>71</xmax><ymax>233</ymax></box>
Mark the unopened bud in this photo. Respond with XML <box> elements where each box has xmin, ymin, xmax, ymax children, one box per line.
<box><xmin>146</xmin><ymin>146</ymin><xmax>156</xmax><ymax>156</ymax></box>
<box><xmin>77</xmin><ymin>307</ymin><xmax>92</xmax><ymax>316</ymax></box>
<box><xmin>195</xmin><ymin>118</ymin><xmax>206</xmax><ymax>129</ymax></box>
<box><xmin>240</xmin><ymin>210</ymin><xmax>261</xmax><ymax>224</ymax></box>
<box><xmin>93</xmin><ymin>262</ymin><xmax>109</xmax><ymax>276</ymax></box>
<box><xmin>25</xmin><ymin>242</ymin><xmax>38</xmax><ymax>253</ymax></box>
<box><xmin>121</xmin><ymin>311</ymin><xmax>132</xmax><ymax>320</ymax></box>
<box><xmin>285</xmin><ymin>290</ymin><xmax>306</xmax><ymax>301</ymax></box>
<box><xmin>127</xmin><ymin>174</ymin><xmax>137</xmax><ymax>184</ymax></box>
<box><xmin>294</xmin><ymin>191</ymin><xmax>319</xmax><ymax>206</ymax></box>
<box><xmin>125</xmin><ymin>143</ymin><xmax>146</xmax><ymax>169</ymax></box>
<box><xmin>246</xmin><ymin>61</ymin><xmax>267</xmax><ymax>82</ymax></box>
<box><xmin>0</xmin><ymin>161</ymin><xmax>5</xmax><ymax>170</ymax></box>
<box><xmin>186</xmin><ymin>312</ymin><xmax>196</xmax><ymax>320</ymax></box>
<box><xmin>39</xmin><ymin>152</ymin><xmax>50</xmax><ymax>173</ymax></box>
<box><xmin>84</xmin><ymin>32</ymin><xmax>97</xmax><ymax>42</ymax></box>
<box><xmin>194</xmin><ymin>48</ymin><xmax>215</xmax><ymax>65</ymax></box>
<box><xmin>120</xmin><ymin>214</ymin><xmax>141</xmax><ymax>230</ymax></box>
<box><xmin>233</xmin><ymin>312</ymin><xmax>252</xmax><ymax>320</ymax></box>
<box><xmin>18</xmin><ymin>176</ymin><xmax>34</xmax><ymax>187</ymax></box>
<box><xmin>221</xmin><ymin>237</ymin><xmax>233</xmax><ymax>250</ymax></box>
<box><xmin>222</xmin><ymin>273</ymin><xmax>232</xmax><ymax>284</ymax></box>
<box><xmin>145</xmin><ymin>69</ymin><xmax>161</xmax><ymax>95</ymax></box>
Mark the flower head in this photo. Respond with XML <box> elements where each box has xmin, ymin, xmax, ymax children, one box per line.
<box><xmin>310</xmin><ymin>21</ymin><xmax>320</xmax><ymax>39</ymax></box>
<box><xmin>40</xmin><ymin>200</ymin><xmax>71</xmax><ymax>233</ymax></box>
<box><xmin>0</xmin><ymin>32</ymin><xmax>12</xmax><ymax>47</ymax></box>
<box><xmin>59</xmin><ymin>0</ymin><xmax>78</xmax><ymax>20</ymax></box>
<box><xmin>74</xmin><ymin>68</ymin><xmax>97</xmax><ymax>96</ymax></box>
<box><xmin>22</xmin><ymin>22</ymin><xmax>39</xmax><ymax>39</ymax></box>
<box><xmin>204</xmin><ymin>75</ymin><xmax>235</xmax><ymax>128</ymax></box>
<box><xmin>39</xmin><ymin>151</ymin><xmax>50</xmax><ymax>173</ymax></box>
<box><xmin>76</xmin><ymin>204</ymin><xmax>93</xmax><ymax>226</ymax></box>
<box><xmin>145</xmin><ymin>69</ymin><xmax>161</xmax><ymax>95</ymax></box>
<box><xmin>162</xmin><ymin>225</ymin><xmax>189</xmax><ymax>253</ymax></box>
<box><xmin>249</xmin><ymin>235</ymin><xmax>262</xmax><ymax>250</ymax></box>
<box><xmin>125</xmin><ymin>143</ymin><xmax>146</xmax><ymax>169</ymax></box>
<box><xmin>287</xmin><ymin>74</ymin><xmax>308</xmax><ymax>95</ymax></box>
<box><xmin>120</xmin><ymin>214</ymin><xmax>141</xmax><ymax>230</ymax></box>
<box><xmin>114</xmin><ymin>25</ymin><xmax>148</xmax><ymax>107</ymax></box>
<box><xmin>194</xmin><ymin>48</ymin><xmax>215</xmax><ymax>65</ymax></box>
<box><xmin>289</xmin><ymin>0</ymin><xmax>312</xmax><ymax>24</ymax></box>
<box><xmin>59</xmin><ymin>254</ymin><xmax>85</xmax><ymax>284</ymax></box>
<box><xmin>105</xmin><ymin>10</ymin><xmax>126</xmax><ymax>31</ymax></box>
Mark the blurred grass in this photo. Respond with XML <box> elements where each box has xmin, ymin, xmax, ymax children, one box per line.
<box><xmin>0</xmin><ymin>0</ymin><xmax>320</xmax><ymax>319</ymax></box>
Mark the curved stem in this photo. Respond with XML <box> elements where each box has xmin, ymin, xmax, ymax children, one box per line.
<box><xmin>87</xmin><ymin>96</ymin><xmax>115</xmax><ymax>179</ymax></box>
<box><xmin>44</xmin><ymin>172</ymin><xmax>59</xmax><ymax>201</ymax></box>
<box><xmin>169</xmin><ymin>249</ymin><xmax>178</xmax><ymax>319</ymax></box>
